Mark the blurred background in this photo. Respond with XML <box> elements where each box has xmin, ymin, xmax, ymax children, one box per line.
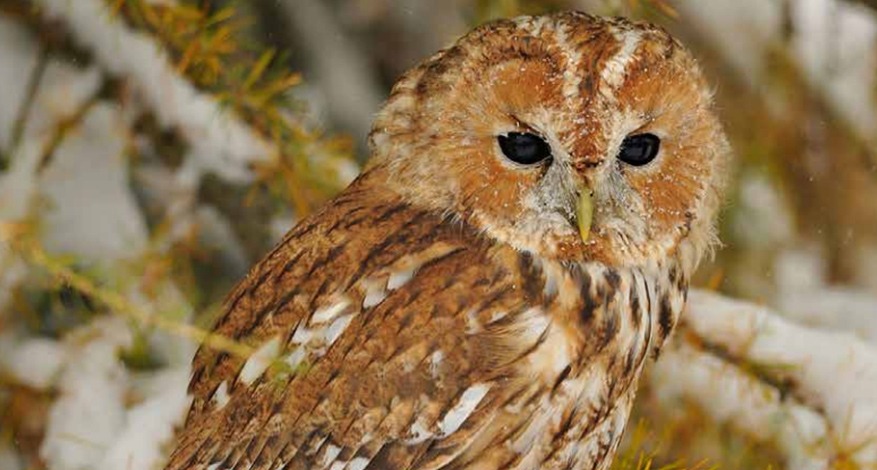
<box><xmin>0</xmin><ymin>0</ymin><xmax>875</xmax><ymax>469</ymax></box>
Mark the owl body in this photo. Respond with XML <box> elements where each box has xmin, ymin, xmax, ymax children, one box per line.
<box><xmin>166</xmin><ymin>12</ymin><xmax>727</xmax><ymax>470</ymax></box>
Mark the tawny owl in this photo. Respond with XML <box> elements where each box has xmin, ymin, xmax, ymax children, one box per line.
<box><xmin>165</xmin><ymin>11</ymin><xmax>729</xmax><ymax>470</ymax></box>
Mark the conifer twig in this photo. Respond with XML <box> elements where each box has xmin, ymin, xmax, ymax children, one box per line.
<box><xmin>12</xmin><ymin>237</ymin><xmax>254</xmax><ymax>360</ymax></box>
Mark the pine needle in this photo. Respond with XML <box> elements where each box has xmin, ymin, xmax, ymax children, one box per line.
<box><xmin>14</xmin><ymin>238</ymin><xmax>254</xmax><ymax>360</ymax></box>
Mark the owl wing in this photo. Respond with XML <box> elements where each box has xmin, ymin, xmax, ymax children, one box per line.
<box><xmin>164</xmin><ymin>179</ymin><xmax>553</xmax><ymax>470</ymax></box>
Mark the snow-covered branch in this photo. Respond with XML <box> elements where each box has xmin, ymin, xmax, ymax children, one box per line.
<box><xmin>651</xmin><ymin>290</ymin><xmax>877</xmax><ymax>469</ymax></box>
<box><xmin>34</xmin><ymin>0</ymin><xmax>273</xmax><ymax>182</ymax></box>
<box><xmin>674</xmin><ymin>0</ymin><xmax>877</xmax><ymax>150</ymax></box>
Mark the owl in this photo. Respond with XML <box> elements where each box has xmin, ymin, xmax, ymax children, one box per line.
<box><xmin>164</xmin><ymin>11</ymin><xmax>729</xmax><ymax>470</ymax></box>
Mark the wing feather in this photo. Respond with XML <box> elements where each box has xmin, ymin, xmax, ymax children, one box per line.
<box><xmin>165</xmin><ymin>180</ymin><xmax>551</xmax><ymax>470</ymax></box>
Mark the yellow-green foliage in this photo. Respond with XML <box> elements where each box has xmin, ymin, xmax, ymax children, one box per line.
<box><xmin>110</xmin><ymin>0</ymin><xmax>354</xmax><ymax>215</ymax></box>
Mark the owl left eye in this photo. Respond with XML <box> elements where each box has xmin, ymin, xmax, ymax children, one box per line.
<box><xmin>618</xmin><ymin>133</ymin><xmax>661</xmax><ymax>166</ymax></box>
<box><xmin>497</xmin><ymin>132</ymin><xmax>552</xmax><ymax>165</ymax></box>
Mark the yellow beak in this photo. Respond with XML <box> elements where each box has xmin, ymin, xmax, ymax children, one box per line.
<box><xmin>576</xmin><ymin>189</ymin><xmax>594</xmax><ymax>242</ymax></box>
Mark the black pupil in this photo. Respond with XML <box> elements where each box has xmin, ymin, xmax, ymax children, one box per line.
<box><xmin>618</xmin><ymin>133</ymin><xmax>661</xmax><ymax>166</ymax></box>
<box><xmin>498</xmin><ymin>132</ymin><xmax>551</xmax><ymax>165</ymax></box>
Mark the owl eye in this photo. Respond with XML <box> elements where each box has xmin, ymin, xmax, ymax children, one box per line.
<box><xmin>497</xmin><ymin>132</ymin><xmax>552</xmax><ymax>165</ymax></box>
<box><xmin>618</xmin><ymin>133</ymin><xmax>661</xmax><ymax>166</ymax></box>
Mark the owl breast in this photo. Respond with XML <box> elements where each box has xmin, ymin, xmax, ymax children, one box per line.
<box><xmin>453</xmin><ymin>255</ymin><xmax>687</xmax><ymax>469</ymax></box>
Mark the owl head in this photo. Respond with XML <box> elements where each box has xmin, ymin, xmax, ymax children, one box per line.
<box><xmin>367</xmin><ymin>12</ymin><xmax>730</xmax><ymax>274</ymax></box>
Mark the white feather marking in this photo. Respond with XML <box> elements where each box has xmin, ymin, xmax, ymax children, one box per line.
<box><xmin>291</xmin><ymin>323</ymin><xmax>315</xmax><ymax>344</ymax></box>
<box><xmin>283</xmin><ymin>347</ymin><xmax>306</xmax><ymax>369</ymax></box>
<box><xmin>515</xmin><ymin>14</ymin><xmax>550</xmax><ymax>35</ymax></box>
<box><xmin>322</xmin><ymin>444</ymin><xmax>342</xmax><ymax>467</ymax></box>
<box><xmin>600</xmin><ymin>28</ymin><xmax>642</xmax><ymax>94</ymax></box>
<box><xmin>429</xmin><ymin>350</ymin><xmax>444</xmax><ymax>379</ymax></box>
<box><xmin>438</xmin><ymin>383</ymin><xmax>491</xmax><ymax>437</ymax></box>
<box><xmin>286</xmin><ymin>309</ymin><xmax>356</xmax><ymax>370</ymax></box>
<box><xmin>325</xmin><ymin>314</ymin><xmax>354</xmax><ymax>345</ymax></box>
<box><xmin>515</xmin><ymin>308</ymin><xmax>551</xmax><ymax>344</ymax></box>
<box><xmin>525</xmin><ymin>322</ymin><xmax>572</xmax><ymax>382</ymax></box>
<box><xmin>555</xmin><ymin>23</ymin><xmax>584</xmax><ymax>99</ymax></box>
<box><xmin>487</xmin><ymin>310</ymin><xmax>509</xmax><ymax>324</ymax></box>
<box><xmin>210</xmin><ymin>380</ymin><xmax>231</xmax><ymax>409</ymax></box>
<box><xmin>207</xmin><ymin>462</ymin><xmax>221</xmax><ymax>470</ymax></box>
<box><xmin>511</xmin><ymin>395</ymin><xmax>556</xmax><ymax>453</ymax></box>
<box><xmin>465</xmin><ymin>308</ymin><xmax>482</xmax><ymax>334</ymax></box>
<box><xmin>347</xmin><ymin>457</ymin><xmax>370</xmax><ymax>470</ymax></box>
<box><xmin>543</xmin><ymin>266</ymin><xmax>559</xmax><ymax>298</ymax></box>
<box><xmin>405</xmin><ymin>416</ymin><xmax>434</xmax><ymax>445</ymax></box>
<box><xmin>387</xmin><ymin>267</ymin><xmax>416</xmax><ymax>290</ymax></box>
<box><xmin>311</xmin><ymin>298</ymin><xmax>351</xmax><ymax>324</ymax></box>
<box><xmin>239</xmin><ymin>336</ymin><xmax>280</xmax><ymax>385</ymax></box>
<box><xmin>362</xmin><ymin>284</ymin><xmax>387</xmax><ymax>309</ymax></box>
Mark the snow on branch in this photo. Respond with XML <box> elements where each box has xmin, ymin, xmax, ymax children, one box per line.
<box><xmin>674</xmin><ymin>0</ymin><xmax>877</xmax><ymax>149</ymax></box>
<box><xmin>651</xmin><ymin>290</ymin><xmax>877</xmax><ymax>469</ymax></box>
<box><xmin>33</xmin><ymin>0</ymin><xmax>273</xmax><ymax>182</ymax></box>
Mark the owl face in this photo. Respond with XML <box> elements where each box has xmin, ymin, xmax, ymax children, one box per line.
<box><xmin>369</xmin><ymin>12</ymin><xmax>729</xmax><ymax>270</ymax></box>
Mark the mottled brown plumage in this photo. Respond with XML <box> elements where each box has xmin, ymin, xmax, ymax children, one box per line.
<box><xmin>165</xmin><ymin>11</ymin><xmax>729</xmax><ymax>470</ymax></box>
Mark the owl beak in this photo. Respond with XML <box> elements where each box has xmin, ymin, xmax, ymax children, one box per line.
<box><xmin>576</xmin><ymin>189</ymin><xmax>594</xmax><ymax>242</ymax></box>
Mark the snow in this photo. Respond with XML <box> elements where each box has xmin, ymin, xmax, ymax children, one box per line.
<box><xmin>22</xmin><ymin>60</ymin><xmax>102</xmax><ymax>141</ymax></box>
<box><xmin>191</xmin><ymin>206</ymin><xmax>251</xmax><ymax>274</ymax></box>
<box><xmin>0</xmin><ymin>32</ymin><xmax>103</xmax><ymax>313</ymax></box>
<box><xmin>731</xmin><ymin>173</ymin><xmax>794</xmax><ymax>250</ymax></box>
<box><xmin>777</xmin><ymin>287</ymin><xmax>877</xmax><ymax>345</ymax></box>
<box><xmin>0</xmin><ymin>3</ymin><xmax>346</xmax><ymax>470</ymax></box>
<box><xmin>0</xmin><ymin>15</ymin><xmax>40</xmax><ymax>151</ymax></box>
<box><xmin>0</xmin><ymin>256</ymin><xmax>27</xmax><ymax>313</ymax></box>
<box><xmin>775</xmin><ymin>249</ymin><xmax>877</xmax><ymax>345</ymax></box>
<box><xmin>676</xmin><ymin>0</ymin><xmax>877</xmax><ymax>145</ymax></box>
<box><xmin>40</xmin><ymin>317</ymin><xmax>133</xmax><ymax>470</ymax></box>
<box><xmin>270</xmin><ymin>214</ymin><xmax>298</xmax><ymax>243</ymax></box>
<box><xmin>774</xmin><ymin>248</ymin><xmax>826</xmax><ymax>293</ymax></box>
<box><xmin>792</xmin><ymin>0</ymin><xmax>877</xmax><ymax>142</ymax></box>
<box><xmin>98</xmin><ymin>367</ymin><xmax>191</xmax><ymax>470</ymax></box>
<box><xmin>0</xmin><ymin>52</ymin><xmax>100</xmax><ymax>223</ymax></box>
<box><xmin>39</xmin><ymin>103</ymin><xmax>149</xmax><ymax>262</ymax></box>
<box><xmin>36</xmin><ymin>317</ymin><xmax>193</xmax><ymax>470</ymax></box>
<box><xmin>0</xmin><ymin>19</ymin><xmax>103</xmax><ymax>313</ymax></box>
<box><xmin>653</xmin><ymin>342</ymin><xmax>830</xmax><ymax>470</ymax></box>
<box><xmin>674</xmin><ymin>0</ymin><xmax>783</xmax><ymax>87</ymax></box>
<box><xmin>34</xmin><ymin>0</ymin><xmax>273</xmax><ymax>182</ymax></box>
<box><xmin>654</xmin><ymin>290</ymin><xmax>877</xmax><ymax>467</ymax></box>
<box><xmin>0</xmin><ymin>335</ymin><xmax>66</xmax><ymax>390</ymax></box>
<box><xmin>0</xmin><ymin>41</ymin><xmax>196</xmax><ymax>469</ymax></box>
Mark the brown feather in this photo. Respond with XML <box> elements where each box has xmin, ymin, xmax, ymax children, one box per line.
<box><xmin>165</xmin><ymin>11</ymin><xmax>730</xmax><ymax>470</ymax></box>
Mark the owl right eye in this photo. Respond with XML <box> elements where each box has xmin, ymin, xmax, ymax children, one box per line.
<box><xmin>618</xmin><ymin>133</ymin><xmax>661</xmax><ymax>167</ymax></box>
<box><xmin>497</xmin><ymin>132</ymin><xmax>552</xmax><ymax>165</ymax></box>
